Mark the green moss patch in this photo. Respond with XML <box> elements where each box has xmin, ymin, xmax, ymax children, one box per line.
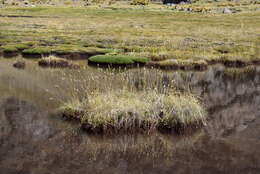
<box><xmin>22</xmin><ymin>47</ymin><xmax>52</xmax><ymax>58</ymax></box>
<box><xmin>88</xmin><ymin>55</ymin><xmax>150</xmax><ymax>66</ymax></box>
<box><xmin>14</xmin><ymin>43</ymin><xmax>31</xmax><ymax>50</ymax></box>
<box><xmin>1</xmin><ymin>45</ymin><xmax>19</xmax><ymax>57</ymax></box>
<box><xmin>0</xmin><ymin>43</ymin><xmax>33</xmax><ymax>57</ymax></box>
<box><xmin>1</xmin><ymin>45</ymin><xmax>18</xmax><ymax>53</ymax></box>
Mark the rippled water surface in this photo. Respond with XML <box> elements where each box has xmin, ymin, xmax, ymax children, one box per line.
<box><xmin>0</xmin><ymin>59</ymin><xmax>260</xmax><ymax>174</ymax></box>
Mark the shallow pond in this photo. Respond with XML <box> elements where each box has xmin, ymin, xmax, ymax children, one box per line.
<box><xmin>0</xmin><ymin>58</ymin><xmax>260</xmax><ymax>174</ymax></box>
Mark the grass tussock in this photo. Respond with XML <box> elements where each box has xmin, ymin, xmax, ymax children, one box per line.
<box><xmin>38</xmin><ymin>55</ymin><xmax>80</xmax><ymax>69</ymax></box>
<box><xmin>1</xmin><ymin>45</ymin><xmax>19</xmax><ymax>57</ymax></box>
<box><xmin>57</xmin><ymin>67</ymin><xmax>207</xmax><ymax>134</ymax></box>
<box><xmin>88</xmin><ymin>55</ymin><xmax>150</xmax><ymax>66</ymax></box>
<box><xmin>79</xmin><ymin>90</ymin><xmax>206</xmax><ymax>133</ymax></box>
<box><xmin>147</xmin><ymin>59</ymin><xmax>208</xmax><ymax>71</ymax></box>
<box><xmin>22</xmin><ymin>47</ymin><xmax>52</xmax><ymax>58</ymax></box>
<box><xmin>59</xmin><ymin>99</ymin><xmax>86</xmax><ymax>120</ymax></box>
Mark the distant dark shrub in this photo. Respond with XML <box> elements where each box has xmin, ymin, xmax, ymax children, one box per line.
<box><xmin>131</xmin><ymin>0</ymin><xmax>149</xmax><ymax>5</ymax></box>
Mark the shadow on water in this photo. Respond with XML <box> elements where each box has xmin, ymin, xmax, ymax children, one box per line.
<box><xmin>0</xmin><ymin>59</ymin><xmax>260</xmax><ymax>174</ymax></box>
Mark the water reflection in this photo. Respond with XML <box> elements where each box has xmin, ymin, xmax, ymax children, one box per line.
<box><xmin>0</xmin><ymin>60</ymin><xmax>260</xmax><ymax>173</ymax></box>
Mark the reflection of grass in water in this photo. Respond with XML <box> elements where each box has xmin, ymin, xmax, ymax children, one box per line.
<box><xmin>39</xmin><ymin>129</ymin><xmax>205</xmax><ymax>168</ymax></box>
<box><xmin>0</xmin><ymin>59</ymin><xmax>207</xmax><ymax>132</ymax></box>
<box><xmin>223</xmin><ymin>66</ymin><xmax>258</xmax><ymax>80</ymax></box>
<box><xmin>0</xmin><ymin>60</ymin><xmax>58</xmax><ymax>109</ymax></box>
<box><xmin>73</xmin><ymin>131</ymin><xmax>205</xmax><ymax>161</ymax></box>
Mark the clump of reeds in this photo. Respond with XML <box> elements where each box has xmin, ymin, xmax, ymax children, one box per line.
<box><xmin>147</xmin><ymin>59</ymin><xmax>208</xmax><ymax>71</ymax></box>
<box><xmin>80</xmin><ymin>90</ymin><xmax>206</xmax><ymax>133</ymax></box>
<box><xmin>57</xmin><ymin>67</ymin><xmax>207</xmax><ymax>134</ymax></box>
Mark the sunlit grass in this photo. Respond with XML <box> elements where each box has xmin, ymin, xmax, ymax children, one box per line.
<box><xmin>77</xmin><ymin>90</ymin><xmax>206</xmax><ymax>133</ymax></box>
<box><xmin>88</xmin><ymin>54</ymin><xmax>149</xmax><ymax>65</ymax></box>
<box><xmin>0</xmin><ymin>4</ymin><xmax>259</xmax><ymax>67</ymax></box>
<box><xmin>56</xmin><ymin>67</ymin><xmax>207</xmax><ymax>133</ymax></box>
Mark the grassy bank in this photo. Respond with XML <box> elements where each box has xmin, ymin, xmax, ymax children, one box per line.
<box><xmin>0</xmin><ymin>2</ymin><xmax>259</xmax><ymax>68</ymax></box>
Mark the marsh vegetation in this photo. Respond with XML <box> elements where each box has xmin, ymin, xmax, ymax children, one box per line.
<box><xmin>55</xmin><ymin>65</ymin><xmax>207</xmax><ymax>133</ymax></box>
<box><xmin>0</xmin><ymin>0</ymin><xmax>259</xmax><ymax>134</ymax></box>
<box><xmin>0</xmin><ymin>0</ymin><xmax>259</xmax><ymax>68</ymax></box>
<box><xmin>0</xmin><ymin>2</ymin><xmax>260</xmax><ymax>172</ymax></box>
<box><xmin>1</xmin><ymin>59</ymin><xmax>260</xmax><ymax>173</ymax></box>
<box><xmin>0</xmin><ymin>58</ymin><xmax>207</xmax><ymax>133</ymax></box>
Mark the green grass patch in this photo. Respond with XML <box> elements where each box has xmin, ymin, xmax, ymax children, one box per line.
<box><xmin>0</xmin><ymin>43</ymin><xmax>32</xmax><ymax>56</ymax></box>
<box><xmin>88</xmin><ymin>55</ymin><xmax>150</xmax><ymax>65</ymax></box>
<box><xmin>53</xmin><ymin>45</ymin><xmax>112</xmax><ymax>55</ymax></box>
<box><xmin>14</xmin><ymin>43</ymin><xmax>31</xmax><ymax>50</ymax></box>
<box><xmin>22</xmin><ymin>47</ymin><xmax>52</xmax><ymax>55</ymax></box>
<box><xmin>1</xmin><ymin>45</ymin><xmax>18</xmax><ymax>54</ymax></box>
<box><xmin>1</xmin><ymin>6</ymin><xmax>259</xmax><ymax>65</ymax></box>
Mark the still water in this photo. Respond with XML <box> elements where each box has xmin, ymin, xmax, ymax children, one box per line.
<box><xmin>0</xmin><ymin>59</ymin><xmax>259</xmax><ymax>174</ymax></box>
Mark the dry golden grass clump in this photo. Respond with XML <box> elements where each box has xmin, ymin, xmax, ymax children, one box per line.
<box><xmin>81</xmin><ymin>90</ymin><xmax>206</xmax><ymax>133</ymax></box>
<box><xmin>147</xmin><ymin>59</ymin><xmax>208</xmax><ymax>71</ymax></box>
<box><xmin>55</xmin><ymin>68</ymin><xmax>207</xmax><ymax>134</ymax></box>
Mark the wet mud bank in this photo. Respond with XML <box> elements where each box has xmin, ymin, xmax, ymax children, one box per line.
<box><xmin>1</xmin><ymin>49</ymin><xmax>110</xmax><ymax>60</ymax></box>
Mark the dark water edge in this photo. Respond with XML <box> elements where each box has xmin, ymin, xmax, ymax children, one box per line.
<box><xmin>0</xmin><ymin>62</ymin><xmax>260</xmax><ymax>173</ymax></box>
